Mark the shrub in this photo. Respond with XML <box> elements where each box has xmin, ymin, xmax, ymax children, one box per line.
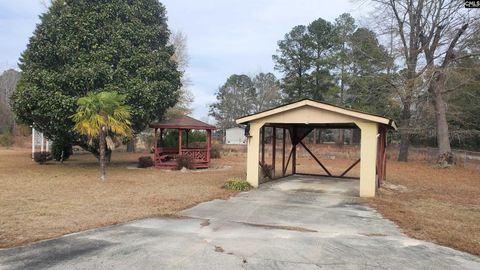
<box><xmin>0</xmin><ymin>133</ymin><xmax>14</xmax><ymax>147</ymax></box>
<box><xmin>33</xmin><ymin>151</ymin><xmax>50</xmax><ymax>164</ymax></box>
<box><xmin>210</xmin><ymin>142</ymin><xmax>222</xmax><ymax>159</ymax></box>
<box><xmin>138</xmin><ymin>156</ymin><xmax>154</xmax><ymax>168</ymax></box>
<box><xmin>176</xmin><ymin>155</ymin><xmax>194</xmax><ymax>170</ymax></box>
<box><xmin>51</xmin><ymin>141</ymin><xmax>73</xmax><ymax>161</ymax></box>
<box><xmin>224</xmin><ymin>178</ymin><xmax>252</xmax><ymax>191</ymax></box>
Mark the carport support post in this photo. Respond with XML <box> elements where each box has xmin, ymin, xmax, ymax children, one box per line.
<box><xmin>357</xmin><ymin>122</ymin><xmax>378</xmax><ymax>197</ymax></box>
<box><xmin>272</xmin><ymin>127</ymin><xmax>276</xmax><ymax>178</ymax></box>
<box><xmin>246</xmin><ymin>122</ymin><xmax>262</xmax><ymax>187</ymax></box>
<box><xmin>282</xmin><ymin>128</ymin><xmax>286</xmax><ymax>176</ymax></box>
<box><xmin>292</xmin><ymin>128</ymin><xmax>296</xmax><ymax>174</ymax></box>
<box><xmin>261</xmin><ymin>126</ymin><xmax>265</xmax><ymax>164</ymax></box>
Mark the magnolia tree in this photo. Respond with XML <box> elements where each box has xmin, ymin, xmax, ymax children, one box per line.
<box><xmin>11</xmin><ymin>0</ymin><xmax>181</xmax><ymax>158</ymax></box>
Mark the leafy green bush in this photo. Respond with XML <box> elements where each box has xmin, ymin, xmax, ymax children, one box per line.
<box><xmin>33</xmin><ymin>151</ymin><xmax>51</xmax><ymax>164</ymax></box>
<box><xmin>162</xmin><ymin>130</ymin><xmax>207</xmax><ymax>148</ymax></box>
<box><xmin>224</xmin><ymin>178</ymin><xmax>252</xmax><ymax>191</ymax></box>
<box><xmin>176</xmin><ymin>155</ymin><xmax>194</xmax><ymax>170</ymax></box>
<box><xmin>0</xmin><ymin>133</ymin><xmax>14</xmax><ymax>147</ymax></box>
<box><xmin>138</xmin><ymin>156</ymin><xmax>154</xmax><ymax>168</ymax></box>
<box><xmin>210</xmin><ymin>142</ymin><xmax>222</xmax><ymax>159</ymax></box>
<box><xmin>51</xmin><ymin>141</ymin><xmax>73</xmax><ymax>161</ymax></box>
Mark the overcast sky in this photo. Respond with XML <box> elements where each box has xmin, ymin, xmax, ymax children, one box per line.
<box><xmin>0</xmin><ymin>0</ymin><xmax>372</xmax><ymax>120</ymax></box>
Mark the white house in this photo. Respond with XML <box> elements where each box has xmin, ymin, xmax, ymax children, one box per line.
<box><xmin>31</xmin><ymin>126</ymin><xmax>52</xmax><ymax>158</ymax></box>
<box><xmin>225</xmin><ymin>127</ymin><xmax>246</xmax><ymax>144</ymax></box>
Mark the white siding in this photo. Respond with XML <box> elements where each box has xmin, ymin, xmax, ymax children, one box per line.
<box><xmin>225</xmin><ymin>127</ymin><xmax>246</xmax><ymax>144</ymax></box>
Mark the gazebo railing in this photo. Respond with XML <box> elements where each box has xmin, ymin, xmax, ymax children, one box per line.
<box><xmin>154</xmin><ymin>147</ymin><xmax>209</xmax><ymax>169</ymax></box>
<box><xmin>180</xmin><ymin>148</ymin><xmax>208</xmax><ymax>162</ymax></box>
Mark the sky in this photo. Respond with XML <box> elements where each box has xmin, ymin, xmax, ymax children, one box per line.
<box><xmin>0</xmin><ymin>0</ymin><xmax>372</xmax><ymax>121</ymax></box>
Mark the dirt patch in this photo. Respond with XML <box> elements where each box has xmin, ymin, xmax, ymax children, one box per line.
<box><xmin>237</xmin><ymin>221</ymin><xmax>317</xmax><ymax>233</ymax></box>
<box><xmin>0</xmin><ymin>150</ymin><xmax>245</xmax><ymax>248</ymax></box>
<box><xmin>200</xmin><ymin>219</ymin><xmax>210</xmax><ymax>227</ymax></box>
<box><xmin>214</xmin><ymin>246</ymin><xmax>224</xmax><ymax>253</ymax></box>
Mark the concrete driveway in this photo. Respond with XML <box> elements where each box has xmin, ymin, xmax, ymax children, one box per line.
<box><xmin>1</xmin><ymin>175</ymin><xmax>479</xmax><ymax>270</ymax></box>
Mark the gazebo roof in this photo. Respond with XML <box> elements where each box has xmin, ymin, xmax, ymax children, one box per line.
<box><xmin>150</xmin><ymin>115</ymin><xmax>216</xmax><ymax>130</ymax></box>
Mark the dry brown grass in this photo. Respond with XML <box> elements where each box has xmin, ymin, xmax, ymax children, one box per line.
<box><xmin>0</xmin><ymin>149</ymin><xmax>245</xmax><ymax>248</ymax></box>
<box><xmin>368</xmin><ymin>161</ymin><xmax>480</xmax><ymax>256</ymax></box>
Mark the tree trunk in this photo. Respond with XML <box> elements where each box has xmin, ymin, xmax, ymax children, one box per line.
<box><xmin>126</xmin><ymin>136</ymin><xmax>136</xmax><ymax>152</ymax></box>
<box><xmin>336</xmin><ymin>130</ymin><xmax>344</xmax><ymax>146</ymax></box>
<box><xmin>398</xmin><ymin>128</ymin><xmax>410</xmax><ymax>162</ymax></box>
<box><xmin>398</xmin><ymin>103</ymin><xmax>411</xmax><ymax>162</ymax></box>
<box><xmin>430</xmin><ymin>72</ymin><xmax>453</xmax><ymax>165</ymax></box>
<box><xmin>99</xmin><ymin>127</ymin><xmax>106</xmax><ymax>181</ymax></box>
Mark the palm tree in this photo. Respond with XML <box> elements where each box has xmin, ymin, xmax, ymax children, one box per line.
<box><xmin>72</xmin><ymin>91</ymin><xmax>132</xmax><ymax>181</ymax></box>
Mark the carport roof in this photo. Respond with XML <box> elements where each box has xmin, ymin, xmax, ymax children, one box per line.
<box><xmin>236</xmin><ymin>99</ymin><xmax>397</xmax><ymax>130</ymax></box>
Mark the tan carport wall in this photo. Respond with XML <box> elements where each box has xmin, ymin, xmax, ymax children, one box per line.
<box><xmin>236</xmin><ymin>99</ymin><xmax>397</xmax><ymax>197</ymax></box>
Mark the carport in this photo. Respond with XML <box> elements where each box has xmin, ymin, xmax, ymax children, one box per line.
<box><xmin>236</xmin><ymin>99</ymin><xmax>397</xmax><ymax>197</ymax></box>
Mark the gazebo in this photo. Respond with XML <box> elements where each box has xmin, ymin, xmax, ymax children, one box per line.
<box><xmin>149</xmin><ymin>116</ymin><xmax>216</xmax><ymax>169</ymax></box>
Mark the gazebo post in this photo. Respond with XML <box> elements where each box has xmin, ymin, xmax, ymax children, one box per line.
<box><xmin>185</xmin><ymin>129</ymin><xmax>189</xmax><ymax>148</ymax></box>
<box><xmin>207</xmin><ymin>129</ymin><xmax>212</xmax><ymax>163</ymax></box>
<box><xmin>154</xmin><ymin>128</ymin><xmax>158</xmax><ymax>150</ymax></box>
<box><xmin>178</xmin><ymin>128</ymin><xmax>182</xmax><ymax>154</ymax></box>
<box><xmin>159</xmin><ymin>128</ymin><xmax>163</xmax><ymax>146</ymax></box>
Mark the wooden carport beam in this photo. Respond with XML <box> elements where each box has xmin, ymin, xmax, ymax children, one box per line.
<box><xmin>298</xmin><ymin>141</ymin><xmax>332</xmax><ymax>176</ymax></box>
<box><xmin>376</xmin><ymin>125</ymin><xmax>388</xmax><ymax>187</ymax></box>
<box><xmin>340</xmin><ymin>158</ymin><xmax>360</xmax><ymax>177</ymax></box>
<box><xmin>283</xmin><ymin>146</ymin><xmax>294</xmax><ymax>176</ymax></box>
<box><xmin>289</xmin><ymin>126</ymin><xmax>314</xmax><ymax>175</ymax></box>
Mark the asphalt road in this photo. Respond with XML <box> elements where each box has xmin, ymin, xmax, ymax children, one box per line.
<box><xmin>1</xmin><ymin>175</ymin><xmax>479</xmax><ymax>269</ymax></box>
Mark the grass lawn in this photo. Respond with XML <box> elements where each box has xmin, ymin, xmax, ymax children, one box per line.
<box><xmin>0</xmin><ymin>149</ymin><xmax>244</xmax><ymax>248</ymax></box>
